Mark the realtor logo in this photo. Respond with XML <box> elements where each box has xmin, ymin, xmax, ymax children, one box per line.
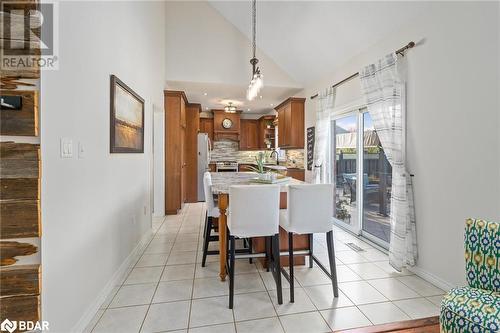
<box><xmin>1</xmin><ymin>0</ymin><xmax>59</xmax><ymax>70</ymax></box>
<box><xmin>0</xmin><ymin>319</ymin><xmax>16</xmax><ymax>333</ymax></box>
<box><xmin>0</xmin><ymin>319</ymin><xmax>49</xmax><ymax>332</ymax></box>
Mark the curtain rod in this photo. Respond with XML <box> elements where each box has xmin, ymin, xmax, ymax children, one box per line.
<box><xmin>310</xmin><ymin>41</ymin><xmax>415</xmax><ymax>100</ymax></box>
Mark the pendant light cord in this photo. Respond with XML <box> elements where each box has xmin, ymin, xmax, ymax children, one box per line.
<box><xmin>252</xmin><ymin>0</ymin><xmax>256</xmax><ymax>60</ymax></box>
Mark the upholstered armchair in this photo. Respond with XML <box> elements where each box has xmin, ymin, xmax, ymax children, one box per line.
<box><xmin>440</xmin><ymin>218</ymin><xmax>499</xmax><ymax>332</ymax></box>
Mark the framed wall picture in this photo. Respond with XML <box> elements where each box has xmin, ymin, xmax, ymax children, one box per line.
<box><xmin>110</xmin><ymin>75</ymin><xmax>145</xmax><ymax>153</ymax></box>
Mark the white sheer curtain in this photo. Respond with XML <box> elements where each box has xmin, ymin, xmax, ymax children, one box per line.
<box><xmin>359</xmin><ymin>53</ymin><xmax>417</xmax><ymax>271</ymax></box>
<box><xmin>313</xmin><ymin>88</ymin><xmax>335</xmax><ymax>184</ymax></box>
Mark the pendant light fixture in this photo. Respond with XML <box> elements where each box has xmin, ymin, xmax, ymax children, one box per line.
<box><xmin>246</xmin><ymin>0</ymin><xmax>263</xmax><ymax>101</ymax></box>
<box><xmin>224</xmin><ymin>102</ymin><xmax>237</xmax><ymax>113</ymax></box>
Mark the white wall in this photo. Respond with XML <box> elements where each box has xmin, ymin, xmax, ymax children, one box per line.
<box><xmin>40</xmin><ymin>1</ymin><xmax>166</xmax><ymax>331</ymax></box>
<box><xmin>165</xmin><ymin>1</ymin><xmax>299</xmax><ymax>88</ymax></box>
<box><xmin>302</xmin><ymin>2</ymin><xmax>500</xmax><ymax>287</ymax></box>
<box><xmin>153</xmin><ymin>104</ymin><xmax>165</xmax><ymax>216</ymax></box>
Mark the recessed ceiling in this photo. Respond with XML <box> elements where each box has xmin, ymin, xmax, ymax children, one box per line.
<box><xmin>208</xmin><ymin>1</ymin><xmax>432</xmax><ymax>85</ymax></box>
<box><xmin>166</xmin><ymin>80</ymin><xmax>301</xmax><ymax>114</ymax></box>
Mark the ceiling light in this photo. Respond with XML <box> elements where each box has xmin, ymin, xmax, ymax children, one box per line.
<box><xmin>259</xmin><ymin>95</ymin><xmax>263</xmax><ymax>99</ymax></box>
<box><xmin>270</xmin><ymin>103</ymin><xmax>274</xmax><ymax>106</ymax></box>
<box><xmin>224</xmin><ymin>102</ymin><xmax>237</xmax><ymax>113</ymax></box>
<box><xmin>246</xmin><ymin>0</ymin><xmax>263</xmax><ymax>101</ymax></box>
<box><xmin>247</xmin><ymin>108</ymin><xmax>251</xmax><ymax>111</ymax></box>
<box><xmin>203</xmin><ymin>92</ymin><xmax>208</xmax><ymax>96</ymax></box>
<box><xmin>205</xmin><ymin>107</ymin><xmax>209</xmax><ymax>110</ymax></box>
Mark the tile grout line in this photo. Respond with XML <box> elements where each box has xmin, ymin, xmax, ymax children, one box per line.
<box><xmin>187</xmin><ymin>203</ymin><xmax>205</xmax><ymax>331</ymax></box>
<box><xmin>91</xmin><ymin>215</ymin><xmax>168</xmax><ymax>333</ymax></box>
<box><xmin>137</xmin><ymin>209</ymin><xmax>185</xmax><ymax>333</ymax></box>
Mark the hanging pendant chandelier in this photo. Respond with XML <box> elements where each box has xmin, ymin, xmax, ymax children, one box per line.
<box><xmin>246</xmin><ymin>0</ymin><xmax>263</xmax><ymax>101</ymax></box>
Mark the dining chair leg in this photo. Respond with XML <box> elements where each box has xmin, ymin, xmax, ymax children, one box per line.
<box><xmin>272</xmin><ymin>234</ymin><xmax>283</xmax><ymax>305</ymax></box>
<box><xmin>202</xmin><ymin>217</ymin><xmax>212</xmax><ymax>267</ymax></box>
<box><xmin>203</xmin><ymin>211</ymin><xmax>208</xmax><ymax>239</ymax></box>
<box><xmin>308</xmin><ymin>233</ymin><xmax>314</xmax><ymax>268</ymax></box>
<box><xmin>326</xmin><ymin>230</ymin><xmax>339</xmax><ymax>297</ymax></box>
<box><xmin>288</xmin><ymin>232</ymin><xmax>294</xmax><ymax>303</ymax></box>
<box><xmin>265</xmin><ymin>237</ymin><xmax>272</xmax><ymax>272</ymax></box>
<box><xmin>248</xmin><ymin>238</ymin><xmax>253</xmax><ymax>264</ymax></box>
<box><xmin>229</xmin><ymin>235</ymin><xmax>236</xmax><ymax>309</ymax></box>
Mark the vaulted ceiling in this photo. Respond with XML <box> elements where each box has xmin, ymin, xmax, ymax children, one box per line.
<box><xmin>208</xmin><ymin>1</ymin><xmax>431</xmax><ymax>85</ymax></box>
<box><xmin>165</xmin><ymin>1</ymin><xmax>431</xmax><ymax>113</ymax></box>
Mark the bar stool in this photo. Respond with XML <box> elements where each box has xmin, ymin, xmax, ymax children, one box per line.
<box><xmin>279</xmin><ymin>184</ymin><xmax>339</xmax><ymax>302</ymax></box>
<box><xmin>201</xmin><ymin>172</ymin><xmax>220</xmax><ymax>267</ymax></box>
<box><xmin>227</xmin><ymin>185</ymin><xmax>283</xmax><ymax>309</ymax></box>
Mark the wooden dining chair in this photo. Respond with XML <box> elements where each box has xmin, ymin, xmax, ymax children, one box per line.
<box><xmin>227</xmin><ymin>185</ymin><xmax>283</xmax><ymax>309</ymax></box>
<box><xmin>279</xmin><ymin>184</ymin><xmax>339</xmax><ymax>302</ymax></box>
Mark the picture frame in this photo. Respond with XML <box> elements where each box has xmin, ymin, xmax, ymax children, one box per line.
<box><xmin>110</xmin><ymin>75</ymin><xmax>145</xmax><ymax>153</ymax></box>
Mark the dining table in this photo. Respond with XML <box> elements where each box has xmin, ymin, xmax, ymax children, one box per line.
<box><xmin>210</xmin><ymin>171</ymin><xmax>308</xmax><ymax>281</ymax></box>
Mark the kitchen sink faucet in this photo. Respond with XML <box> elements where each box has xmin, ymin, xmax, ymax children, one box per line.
<box><xmin>270</xmin><ymin>149</ymin><xmax>279</xmax><ymax>165</ymax></box>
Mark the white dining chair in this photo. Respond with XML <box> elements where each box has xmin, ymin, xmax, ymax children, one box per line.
<box><xmin>227</xmin><ymin>184</ymin><xmax>283</xmax><ymax>308</ymax></box>
<box><xmin>201</xmin><ymin>172</ymin><xmax>220</xmax><ymax>267</ymax></box>
<box><xmin>279</xmin><ymin>184</ymin><xmax>339</xmax><ymax>302</ymax></box>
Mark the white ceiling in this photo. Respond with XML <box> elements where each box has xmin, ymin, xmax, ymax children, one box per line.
<box><xmin>166</xmin><ymin>80</ymin><xmax>301</xmax><ymax>114</ymax></box>
<box><xmin>208</xmin><ymin>1</ymin><xmax>431</xmax><ymax>85</ymax></box>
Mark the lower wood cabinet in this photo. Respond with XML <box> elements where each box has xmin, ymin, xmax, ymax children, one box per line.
<box><xmin>238</xmin><ymin>164</ymin><xmax>254</xmax><ymax>172</ymax></box>
<box><xmin>286</xmin><ymin>168</ymin><xmax>305</xmax><ymax>181</ymax></box>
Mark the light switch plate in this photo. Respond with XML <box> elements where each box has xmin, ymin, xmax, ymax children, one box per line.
<box><xmin>60</xmin><ymin>138</ymin><xmax>73</xmax><ymax>158</ymax></box>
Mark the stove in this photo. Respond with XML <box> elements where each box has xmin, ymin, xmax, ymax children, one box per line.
<box><xmin>215</xmin><ymin>161</ymin><xmax>239</xmax><ymax>172</ymax></box>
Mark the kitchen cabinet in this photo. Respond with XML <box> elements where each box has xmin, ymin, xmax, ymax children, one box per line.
<box><xmin>239</xmin><ymin>119</ymin><xmax>259</xmax><ymax>150</ymax></box>
<box><xmin>165</xmin><ymin>90</ymin><xmax>187</xmax><ymax>214</ymax></box>
<box><xmin>287</xmin><ymin>168</ymin><xmax>305</xmax><ymax>181</ymax></box>
<box><xmin>258</xmin><ymin>115</ymin><xmax>276</xmax><ymax>149</ymax></box>
<box><xmin>275</xmin><ymin>97</ymin><xmax>305</xmax><ymax>149</ymax></box>
<box><xmin>199</xmin><ymin>117</ymin><xmax>214</xmax><ymax>141</ymax></box>
<box><xmin>238</xmin><ymin>164</ymin><xmax>254</xmax><ymax>172</ymax></box>
<box><xmin>165</xmin><ymin>91</ymin><xmax>199</xmax><ymax>214</ymax></box>
<box><xmin>213</xmin><ymin>110</ymin><xmax>240</xmax><ymax>141</ymax></box>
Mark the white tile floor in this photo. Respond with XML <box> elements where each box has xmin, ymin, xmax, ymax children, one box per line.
<box><xmin>86</xmin><ymin>203</ymin><xmax>444</xmax><ymax>333</ymax></box>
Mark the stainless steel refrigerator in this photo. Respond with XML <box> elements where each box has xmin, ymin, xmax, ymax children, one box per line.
<box><xmin>197</xmin><ymin>133</ymin><xmax>212</xmax><ymax>201</ymax></box>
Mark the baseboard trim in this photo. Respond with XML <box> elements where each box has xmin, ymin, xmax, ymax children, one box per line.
<box><xmin>72</xmin><ymin>229</ymin><xmax>153</xmax><ymax>333</ymax></box>
<box><xmin>408</xmin><ymin>265</ymin><xmax>455</xmax><ymax>292</ymax></box>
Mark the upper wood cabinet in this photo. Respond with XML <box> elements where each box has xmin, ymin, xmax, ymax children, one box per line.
<box><xmin>240</xmin><ymin>119</ymin><xmax>259</xmax><ymax>150</ymax></box>
<box><xmin>213</xmin><ymin>110</ymin><xmax>240</xmax><ymax>141</ymax></box>
<box><xmin>199</xmin><ymin>118</ymin><xmax>214</xmax><ymax>141</ymax></box>
<box><xmin>258</xmin><ymin>115</ymin><xmax>276</xmax><ymax>149</ymax></box>
<box><xmin>275</xmin><ymin>97</ymin><xmax>305</xmax><ymax>149</ymax></box>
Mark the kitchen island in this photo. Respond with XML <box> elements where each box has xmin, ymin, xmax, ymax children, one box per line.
<box><xmin>210</xmin><ymin>172</ymin><xmax>310</xmax><ymax>281</ymax></box>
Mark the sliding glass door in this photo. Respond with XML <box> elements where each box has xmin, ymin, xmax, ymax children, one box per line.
<box><xmin>332</xmin><ymin>114</ymin><xmax>358</xmax><ymax>233</ymax></box>
<box><xmin>362</xmin><ymin>113</ymin><xmax>392</xmax><ymax>245</ymax></box>
<box><xmin>332</xmin><ymin>110</ymin><xmax>392</xmax><ymax>248</ymax></box>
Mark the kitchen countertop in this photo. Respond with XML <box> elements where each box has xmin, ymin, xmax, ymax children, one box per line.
<box><xmin>210</xmin><ymin>160</ymin><xmax>304</xmax><ymax>171</ymax></box>
<box><xmin>209</xmin><ymin>171</ymin><xmax>304</xmax><ymax>194</ymax></box>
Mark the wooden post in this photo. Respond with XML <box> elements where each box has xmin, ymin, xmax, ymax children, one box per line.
<box><xmin>218</xmin><ymin>193</ymin><xmax>229</xmax><ymax>281</ymax></box>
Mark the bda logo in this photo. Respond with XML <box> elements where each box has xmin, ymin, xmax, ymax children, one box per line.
<box><xmin>0</xmin><ymin>319</ymin><xmax>17</xmax><ymax>333</ymax></box>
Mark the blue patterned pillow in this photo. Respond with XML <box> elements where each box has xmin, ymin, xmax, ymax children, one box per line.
<box><xmin>465</xmin><ymin>219</ymin><xmax>500</xmax><ymax>292</ymax></box>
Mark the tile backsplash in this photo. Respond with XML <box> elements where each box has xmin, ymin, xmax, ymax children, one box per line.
<box><xmin>211</xmin><ymin>140</ymin><xmax>239</xmax><ymax>161</ymax></box>
<box><xmin>211</xmin><ymin>140</ymin><xmax>304</xmax><ymax>168</ymax></box>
